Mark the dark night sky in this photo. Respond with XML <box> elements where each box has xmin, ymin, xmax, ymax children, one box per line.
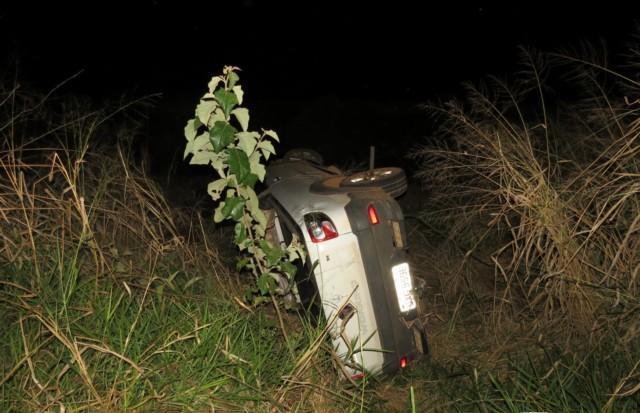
<box><xmin>2</xmin><ymin>2</ymin><xmax>640</xmax><ymax>168</ymax></box>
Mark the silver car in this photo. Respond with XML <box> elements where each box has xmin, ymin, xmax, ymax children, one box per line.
<box><xmin>260</xmin><ymin>149</ymin><xmax>427</xmax><ymax>378</ymax></box>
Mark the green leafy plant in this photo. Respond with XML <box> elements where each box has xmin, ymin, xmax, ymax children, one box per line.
<box><xmin>183</xmin><ymin>66</ymin><xmax>305</xmax><ymax>302</ymax></box>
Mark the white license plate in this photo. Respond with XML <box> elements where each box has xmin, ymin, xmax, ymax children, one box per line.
<box><xmin>391</xmin><ymin>263</ymin><xmax>416</xmax><ymax>312</ymax></box>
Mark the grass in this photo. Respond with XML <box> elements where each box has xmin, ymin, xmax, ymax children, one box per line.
<box><xmin>1</xmin><ymin>265</ymin><xmax>297</xmax><ymax>411</ymax></box>
<box><xmin>0</xmin><ymin>80</ymin><xmax>366</xmax><ymax>412</ymax></box>
<box><xmin>403</xmin><ymin>39</ymin><xmax>640</xmax><ymax>411</ymax></box>
<box><xmin>0</xmin><ymin>265</ymin><xmax>365</xmax><ymax>411</ymax></box>
<box><xmin>383</xmin><ymin>338</ymin><xmax>640</xmax><ymax>412</ymax></box>
<box><xmin>413</xmin><ymin>45</ymin><xmax>640</xmax><ymax>331</ymax></box>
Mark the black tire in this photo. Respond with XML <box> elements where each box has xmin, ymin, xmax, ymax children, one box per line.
<box><xmin>283</xmin><ymin>148</ymin><xmax>324</xmax><ymax>165</ymax></box>
<box><xmin>340</xmin><ymin>167</ymin><xmax>408</xmax><ymax>198</ymax></box>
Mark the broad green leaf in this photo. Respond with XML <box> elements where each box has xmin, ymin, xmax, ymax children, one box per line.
<box><xmin>240</xmin><ymin>186</ymin><xmax>260</xmax><ymax>215</ymax></box>
<box><xmin>231</xmin><ymin>173</ymin><xmax>257</xmax><ymax>188</ymax></box>
<box><xmin>231</xmin><ymin>108</ymin><xmax>250</xmax><ymax>132</ymax></box>
<box><xmin>259</xmin><ymin>240</ymin><xmax>284</xmax><ymax>267</ymax></box>
<box><xmin>281</xmin><ymin>261</ymin><xmax>297</xmax><ymax>279</ymax></box>
<box><xmin>249</xmin><ymin>152</ymin><xmax>266</xmax><ymax>182</ymax></box>
<box><xmin>208</xmin><ymin>76</ymin><xmax>223</xmax><ymax>93</ymax></box>
<box><xmin>183</xmin><ymin>140</ymin><xmax>194</xmax><ymax>159</ymax></box>
<box><xmin>267</xmin><ymin>249</ymin><xmax>284</xmax><ymax>267</ymax></box>
<box><xmin>214</xmin><ymin>89</ymin><xmax>238</xmax><ymax>117</ymax></box>
<box><xmin>228</xmin><ymin>148</ymin><xmax>251</xmax><ymax>185</ymax></box>
<box><xmin>263</xmin><ymin>129</ymin><xmax>280</xmax><ymax>142</ymax></box>
<box><xmin>196</xmin><ymin>100</ymin><xmax>217</xmax><ymax>125</ymax></box>
<box><xmin>232</xmin><ymin>85</ymin><xmax>244</xmax><ymax>105</ymax></box>
<box><xmin>210</xmin><ymin>153</ymin><xmax>226</xmax><ymax>177</ymax></box>
<box><xmin>228</xmin><ymin>71</ymin><xmax>240</xmax><ymax>88</ymax></box>
<box><xmin>238</xmin><ymin>238</ymin><xmax>251</xmax><ymax>251</ymax></box>
<box><xmin>257</xmin><ymin>140</ymin><xmax>276</xmax><ymax>160</ymax></box>
<box><xmin>184</xmin><ymin>118</ymin><xmax>199</xmax><ymax>142</ymax></box>
<box><xmin>236</xmin><ymin>258</ymin><xmax>250</xmax><ymax>271</ymax></box>
<box><xmin>257</xmin><ymin>273</ymin><xmax>276</xmax><ymax>295</ymax></box>
<box><xmin>234</xmin><ymin>222</ymin><xmax>247</xmax><ymax>245</ymax></box>
<box><xmin>222</xmin><ymin>196</ymin><xmax>245</xmax><ymax>221</ymax></box>
<box><xmin>248</xmin><ymin>243</ymin><xmax>265</xmax><ymax>261</ymax></box>
<box><xmin>226</xmin><ymin>188</ymin><xmax>237</xmax><ymax>198</ymax></box>
<box><xmin>237</xmin><ymin>131</ymin><xmax>258</xmax><ymax>155</ymax></box>
<box><xmin>192</xmin><ymin>132</ymin><xmax>210</xmax><ymax>151</ymax></box>
<box><xmin>207</xmin><ymin>178</ymin><xmax>227</xmax><ymax>201</ymax></box>
<box><xmin>253</xmin><ymin>209</ymin><xmax>267</xmax><ymax>237</ymax></box>
<box><xmin>286</xmin><ymin>235</ymin><xmax>306</xmax><ymax>263</ymax></box>
<box><xmin>227</xmin><ymin>174</ymin><xmax>242</xmax><ymax>189</ymax></box>
<box><xmin>209</xmin><ymin>108</ymin><xmax>226</xmax><ymax>127</ymax></box>
<box><xmin>259</xmin><ymin>240</ymin><xmax>273</xmax><ymax>254</ymax></box>
<box><xmin>184</xmin><ymin>132</ymin><xmax>211</xmax><ymax>159</ymax></box>
<box><xmin>244</xmin><ymin>173</ymin><xmax>259</xmax><ymax>188</ymax></box>
<box><xmin>189</xmin><ymin>150</ymin><xmax>214</xmax><ymax>165</ymax></box>
<box><xmin>214</xmin><ymin>203</ymin><xmax>226</xmax><ymax>223</ymax></box>
<box><xmin>209</xmin><ymin>121</ymin><xmax>237</xmax><ymax>152</ymax></box>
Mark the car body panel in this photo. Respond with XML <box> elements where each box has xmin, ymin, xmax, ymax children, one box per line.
<box><xmin>313</xmin><ymin>233</ymin><xmax>384</xmax><ymax>372</ymax></box>
<box><xmin>263</xmin><ymin>159</ymin><xmax>425</xmax><ymax>376</ymax></box>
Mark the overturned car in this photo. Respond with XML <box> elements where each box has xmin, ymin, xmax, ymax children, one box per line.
<box><xmin>260</xmin><ymin>149</ymin><xmax>427</xmax><ymax>378</ymax></box>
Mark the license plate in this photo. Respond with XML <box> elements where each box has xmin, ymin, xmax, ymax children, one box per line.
<box><xmin>391</xmin><ymin>263</ymin><xmax>416</xmax><ymax>312</ymax></box>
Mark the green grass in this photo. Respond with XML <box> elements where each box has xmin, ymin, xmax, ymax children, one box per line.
<box><xmin>467</xmin><ymin>345</ymin><xmax>640</xmax><ymax>413</ymax></box>
<box><xmin>0</xmin><ymin>260</ymin><xmax>277</xmax><ymax>410</ymax></box>
<box><xmin>0</xmin><ymin>255</ymin><xmax>368</xmax><ymax>412</ymax></box>
<box><xmin>0</xmin><ymin>81</ymin><xmax>365</xmax><ymax>412</ymax></box>
<box><xmin>372</xmin><ymin>328</ymin><xmax>640</xmax><ymax>413</ymax></box>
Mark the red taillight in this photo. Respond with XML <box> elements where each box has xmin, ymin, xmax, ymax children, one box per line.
<box><xmin>351</xmin><ymin>372</ymin><xmax>365</xmax><ymax>380</ymax></box>
<box><xmin>304</xmin><ymin>213</ymin><xmax>339</xmax><ymax>243</ymax></box>
<box><xmin>400</xmin><ymin>356</ymin><xmax>408</xmax><ymax>368</ymax></box>
<box><xmin>368</xmin><ymin>204</ymin><xmax>379</xmax><ymax>225</ymax></box>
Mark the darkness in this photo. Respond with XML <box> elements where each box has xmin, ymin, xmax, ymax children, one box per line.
<box><xmin>2</xmin><ymin>2</ymin><xmax>640</xmax><ymax>170</ymax></box>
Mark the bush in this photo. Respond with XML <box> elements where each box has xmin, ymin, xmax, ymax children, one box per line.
<box><xmin>413</xmin><ymin>47</ymin><xmax>640</xmax><ymax>336</ymax></box>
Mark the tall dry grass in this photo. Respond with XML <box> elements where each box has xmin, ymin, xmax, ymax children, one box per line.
<box><xmin>0</xmin><ymin>85</ymin><xmax>231</xmax><ymax>284</ymax></box>
<box><xmin>413</xmin><ymin>46</ymin><xmax>640</xmax><ymax>343</ymax></box>
<box><xmin>405</xmin><ymin>41</ymin><xmax>640</xmax><ymax>412</ymax></box>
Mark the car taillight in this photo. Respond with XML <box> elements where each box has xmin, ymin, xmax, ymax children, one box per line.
<box><xmin>351</xmin><ymin>372</ymin><xmax>365</xmax><ymax>380</ymax></box>
<box><xmin>304</xmin><ymin>213</ymin><xmax>339</xmax><ymax>243</ymax></box>
<box><xmin>368</xmin><ymin>204</ymin><xmax>379</xmax><ymax>225</ymax></box>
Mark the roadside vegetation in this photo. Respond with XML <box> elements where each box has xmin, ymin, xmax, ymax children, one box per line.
<box><xmin>400</xmin><ymin>41</ymin><xmax>640</xmax><ymax>412</ymax></box>
<box><xmin>0</xmin><ymin>82</ymin><xmax>365</xmax><ymax>412</ymax></box>
<box><xmin>3</xmin><ymin>34</ymin><xmax>640</xmax><ymax>413</ymax></box>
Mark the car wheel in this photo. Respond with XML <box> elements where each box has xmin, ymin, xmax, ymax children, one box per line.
<box><xmin>283</xmin><ymin>148</ymin><xmax>324</xmax><ymax>165</ymax></box>
<box><xmin>340</xmin><ymin>167</ymin><xmax>408</xmax><ymax>198</ymax></box>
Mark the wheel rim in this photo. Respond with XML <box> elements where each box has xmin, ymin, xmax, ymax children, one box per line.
<box><xmin>345</xmin><ymin>168</ymin><xmax>395</xmax><ymax>184</ymax></box>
